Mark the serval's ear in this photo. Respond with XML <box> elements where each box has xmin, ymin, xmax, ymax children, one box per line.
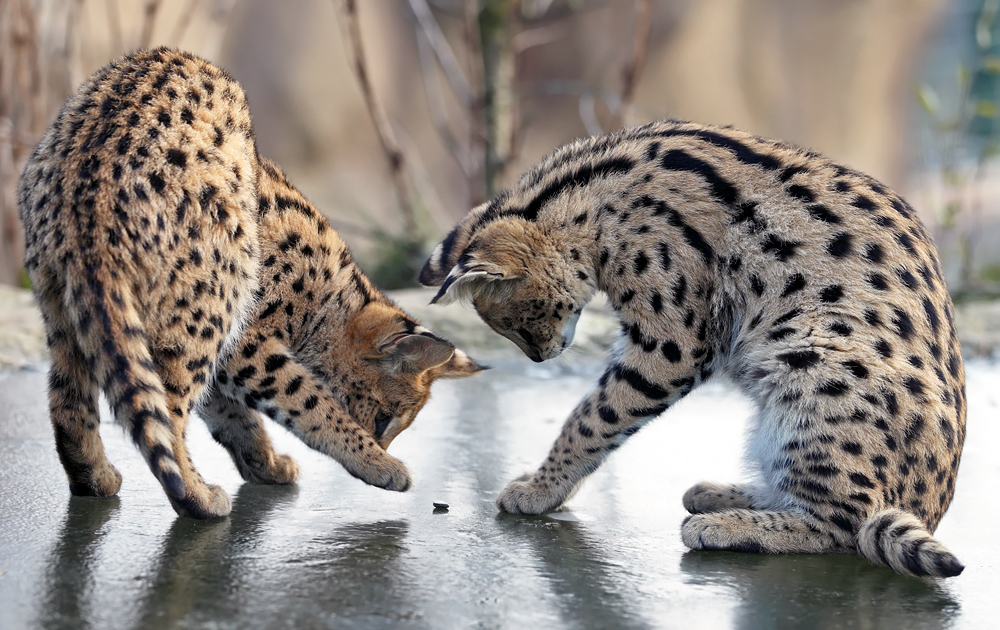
<box><xmin>431</xmin><ymin>347</ymin><xmax>488</xmax><ymax>379</ymax></box>
<box><xmin>378</xmin><ymin>334</ymin><xmax>455</xmax><ymax>374</ymax></box>
<box><xmin>419</xmin><ymin>201</ymin><xmax>490</xmax><ymax>287</ymax></box>
<box><xmin>429</xmin><ymin>260</ymin><xmax>511</xmax><ymax>306</ymax></box>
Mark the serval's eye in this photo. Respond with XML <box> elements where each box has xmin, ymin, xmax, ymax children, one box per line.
<box><xmin>373</xmin><ymin>410</ymin><xmax>393</xmax><ymax>439</ymax></box>
<box><xmin>516</xmin><ymin>327</ymin><xmax>535</xmax><ymax>346</ymax></box>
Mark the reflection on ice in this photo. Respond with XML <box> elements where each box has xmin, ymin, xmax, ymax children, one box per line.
<box><xmin>1</xmin><ymin>360</ymin><xmax>997</xmax><ymax>628</ymax></box>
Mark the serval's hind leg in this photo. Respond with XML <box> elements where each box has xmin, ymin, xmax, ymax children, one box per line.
<box><xmin>682</xmin><ymin>509</ymin><xmax>852</xmax><ymax>555</ymax></box>
<box><xmin>152</xmin><ymin>347</ymin><xmax>232</xmax><ymax>519</ymax></box>
<box><xmin>41</xmin><ymin>291</ymin><xmax>122</xmax><ymax>497</ymax></box>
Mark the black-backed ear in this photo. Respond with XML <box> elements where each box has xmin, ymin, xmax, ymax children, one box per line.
<box><xmin>429</xmin><ymin>261</ymin><xmax>509</xmax><ymax>305</ymax></box>
<box><xmin>420</xmin><ymin>202</ymin><xmax>491</xmax><ymax>287</ymax></box>
<box><xmin>419</xmin><ymin>237</ymin><xmax>455</xmax><ymax>286</ymax></box>
<box><xmin>379</xmin><ymin>334</ymin><xmax>455</xmax><ymax>373</ymax></box>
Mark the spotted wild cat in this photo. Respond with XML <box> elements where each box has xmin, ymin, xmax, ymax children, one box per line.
<box><xmin>420</xmin><ymin>120</ymin><xmax>965</xmax><ymax>577</ymax></box>
<box><xmin>19</xmin><ymin>48</ymin><xmax>482</xmax><ymax>520</ymax></box>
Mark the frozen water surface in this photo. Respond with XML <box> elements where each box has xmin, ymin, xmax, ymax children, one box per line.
<box><xmin>1</xmin><ymin>356</ymin><xmax>997</xmax><ymax>629</ymax></box>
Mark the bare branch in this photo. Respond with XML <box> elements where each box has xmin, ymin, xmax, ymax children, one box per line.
<box><xmin>1</xmin><ymin>0</ymin><xmax>44</xmax><ymax>286</ymax></box>
<box><xmin>406</xmin><ymin>0</ymin><xmax>475</xmax><ymax>106</ymax></box>
<box><xmin>140</xmin><ymin>0</ymin><xmax>163</xmax><ymax>49</ymax></box>
<box><xmin>613</xmin><ymin>0</ymin><xmax>651</xmax><ymax>129</ymax></box>
<box><xmin>520</xmin><ymin>79</ymin><xmax>621</xmax><ymax>111</ymax></box>
<box><xmin>415</xmin><ymin>25</ymin><xmax>476</xmax><ymax>177</ymax></box>
<box><xmin>511</xmin><ymin>22</ymin><xmax>568</xmax><ymax>53</ymax></box>
<box><xmin>336</xmin><ymin>0</ymin><xmax>419</xmax><ymax>238</ymax></box>
<box><xmin>478</xmin><ymin>0</ymin><xmax>518</xmax><ymax>197</ymax></box>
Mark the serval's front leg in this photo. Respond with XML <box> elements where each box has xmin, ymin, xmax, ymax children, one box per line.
<box><xmin>683</xmin><ymin>482</ymin><xmax>784</xmax><ymax>513</ymax></box>
<box><xmin>496</xmin><ymin>345</ymin><xmax>701</xmax><ymax>515</ymax></box>
<box><xmin>216</xmin><ymin>335</ymin><xmax>411</xmax><ymax>491</ymax></box>
<box><xmin>199</xmin><ymin>388</ymin><xmax>300</xmax><ymax>485</ymax></box>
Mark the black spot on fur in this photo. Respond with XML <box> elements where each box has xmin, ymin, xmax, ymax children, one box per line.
<box><xmin>598</xmin><ymin>406</ymin><xmax>620</xmax><ymax>425</ymax></box>
<box><xmin>661</xmin><ymin>340</ymin><xmax>682</xmax><ymax>363</ymax></box>
<box><xmin>864</xmin><ymin>243</ymin><xmax>885</xmax><ymax>264</ymax></box>
<box><xmin>817</xmin><ymin>380</ymin><xmax>850</xmax><ymax>397</ymax></box>
<box><xmin>672</xmin><ymin>276</ymin><xmax>687</xmax><ymax>306</ymax></box>
<box><xmin>897</xmin><ymin>268</ymin><xmax>918</xmax><ymax>290</ymax></box>
<box><xmin>903</xmin><ymin>376</ymin><xmax>925</xmax><ymax>396</ymax></box>
<box><xmin>843</xmin><ymin>360</ymin><xmax>868</xmax><ymax>379</ymax></box>
<box><xmin>650</xmin><ymin>292</ymin><xmax>663</xmax><ymax>314</ymax></box>
<box><xmin>874</xmin><ymin>339</ymin><xmax>893</xmax><ymax>358</ymax></box>
<box><xmin>761</xmin><ymin>234</ymin><xmax>802</xmax><ymax>261</ymax></box>
<box><xmin>166</xmin><ymin>149</ymin><xmax>187</xmax><ymax>168</ymax></box>
<box><xmin>820</xmin><ymin>285</ymin><xmax>843</xmax><ymax>303</ymax></box>
<box><xmin>769</xmin><ymin>327</ymin><xmax>795</xmax><ymax>341</ymax></box>
<box><xmin>852</xmin><ymin>195</ymin><xmax>878</xmax><ymax>211</ymax></box>
<box><xmin>778</xmin><ymin>349</ymin><xmax>820</xmax><ymax>370</ymax></box>
<box><xmin>827</xmin><ymin>232</ymin><xmax>853</xmax><ymax>258</ymax></box>
<box><xmin>772</xmin><ymin>308</ymin><xmax>801</xmax><ymax>326</ymax></box>
<box><xmin>787</xmin><ymin>184</ymin><xmax>814</xmax><ymax>202</ymax></box>
<box><xmin>613</xmin><ymin>364</ymin><xmax>669</xmax><ymax>399</ymax></box>
<box><xmin>633</xmin><ymin>251</ymin><xmax>649</xmax><ymax>275</ymax></box>
<box><xmin>842</xmin><ymin>442</ymin><xmax>863</xmax><ymax>456</ymax></box>
<box><xmin>658</xmin><ymin>242</ymin><xmax>671</xmax><ymax>271</ymax></box>
<box><xmin>781</xmin><ymin>273</ymin><xmax>807</xmax><ymax>297</ymax></box>
<box><xmin>660</xmin><ymin>149</ymin><xmax>738</xmax><ymax>204</ymax></box>
<box><xmin>892</xmin><ymin>307</ymin><xmax>915</xmax><ymax>340</ymax></box>
<box><xmin>807</xmin><ymin>204</ymin><xmax>841</xmax><ymax>223</ymax></box>
<box><xmin>896</xmin><ymin>232</ymin><xmax>918</xmax><ymax>256</ymax></box>
<box><xmin>867</xmin><ymin>273</ymin><xmax>889</xmax><ymax>291</ymax></box>
<box><xmin>922</xmin><ymin>298</ymin><xmax>940</xmax><ymax>334</ymax></box>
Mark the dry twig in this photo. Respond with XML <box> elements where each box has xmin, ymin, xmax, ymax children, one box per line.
<box><xmin>478</xmin><ymin>0</ymin><xmax>518</xmax><ymax>197</ymax></box>
<box><xmin>407</xmin><ymin>0</ymin><xmax>474</xmax><ymax>106</ymax></box>
<box><xmin>1</xmin><ymin>0</ymin><xmax>45</xmax><ymax>285</ymax></box>
<box><xmin>337</xmin><ymin>0</ymin><xmax>419</xmax><ymax>239</ymax></box>
<box><xmin>415</xmin><ymin>27</ymin><xmax>475</xmax><ymax>177</ymax></box>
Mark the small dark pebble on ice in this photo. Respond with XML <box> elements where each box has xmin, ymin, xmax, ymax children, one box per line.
<box><xmin>433</xmin><ymin>502</ymin><xmax>449</xmax><ymax>510</ymax></box>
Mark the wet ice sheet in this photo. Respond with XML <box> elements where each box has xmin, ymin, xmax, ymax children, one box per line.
<box><xmin>0</xmin><ymin>359</ymin><xmax>997</xmax><ymax>629</ymax></box>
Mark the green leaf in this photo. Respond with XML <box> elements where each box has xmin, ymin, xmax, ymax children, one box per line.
<box><xmin>958</xmin><ymin>64</ymin><xmax>971</xmax><ymax>90</ymax></box>
<box><xmin>915</xmin><ymin>83</ymin><xmax>940</xmax><ymax>115</ymax></box>
<box><xmin>984</xmin><ymin>56</ymin><xmax>1000</xmax><ymax>74</ymax></box>
<box><xmin>974</xmin><ymin>100</ymin><xmax>999</xmax><ymax>118</ymax></box>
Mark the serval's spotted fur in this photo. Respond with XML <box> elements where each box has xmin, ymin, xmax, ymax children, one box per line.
<box><xmin>19</xmin><ymin>48</ymin><xmax>481</xmax><ymax>519</ymax></box>
<box><xmin>421</xmin><ymin>120</ymin><xmax>966</xmax><ymax>577</ymax></box>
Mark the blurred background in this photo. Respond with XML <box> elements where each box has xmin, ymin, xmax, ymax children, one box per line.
<box><xmin>1</xmin><ymin>0</ymin><xmax>998</xmax><ymax>296</ymax></box>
